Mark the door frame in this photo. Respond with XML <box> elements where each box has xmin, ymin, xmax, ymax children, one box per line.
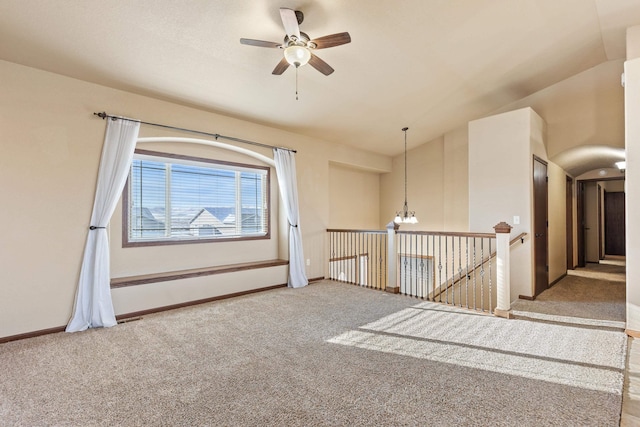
<box><xmin>576</xmin><ymin>176</ymin><xmax>624</xmax><ymax>267</ymax></box>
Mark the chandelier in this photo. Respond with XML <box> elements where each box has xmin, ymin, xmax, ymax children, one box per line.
<box><xmin>394</xmin><ymin>127</ymin><xmax>418</xmax><ymax>224</ymax></box>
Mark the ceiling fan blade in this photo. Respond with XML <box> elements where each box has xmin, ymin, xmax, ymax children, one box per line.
<box><xmin>310</xmin><ymin>32</ymin><xmax>351</xmax><ymax>49</ymax></box>
<box><xmin>240</xmin><ymin>38</ymin><xmax>282</xmax><ymax>48</ymax></box>
<box><xmin>272</xmin><ymin>57</ymin><xmax>290</xmax><ymax>75</ymax></box>
<box><xmin>280</xmin><ymin>8</ymin><xmax>301</xmax><ymax>40</ymax></box>
<box><xmin>309</xmin><ymin>53</ymin><xmax>334</xmax><ymax>76</ymax></box>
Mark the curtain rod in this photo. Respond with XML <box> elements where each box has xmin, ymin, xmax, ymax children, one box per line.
<box><xmin>93</xmin><ymin>112</ymin><xmax>296</xmax><ymax>153</ymax></box>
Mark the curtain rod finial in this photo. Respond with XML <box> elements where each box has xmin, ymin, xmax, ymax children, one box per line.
<box><xmin>94</xmin><ymin>112</ymin><xmax>108</xmax><ymax>120</ymax></box>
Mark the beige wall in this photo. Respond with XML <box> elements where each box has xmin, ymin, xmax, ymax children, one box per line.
<box><xmin>493</xmin><ymin>63</ymin><xmax>623</xmax><ymax>269</ymax></box>
<box><xmin>584</xmin><ymin>182</ymin><xmax>600</xmax><ymax>263</ymax></box>
<box><xmin>571</xmin><ymin>178</ymin><xmax>578</xmax><ymax>269</ymax></box>
<box><xmin>601</xmin><ymin>180</ymin><xmax>625</xmax><ymax>192</ymax></box>
<box><xmin>532</xmin><ymin>110</ymin><xmax>570</xmax><ymax>283</ymax></box>
<box><xmin>379</xmin><ymin>127</ymin><xmax>469</xmax><ymax>232</ymax></box>
<box><xmin>0</xmin><ymin>59</ymin><xmax>391</xmax><ymax>338</ymax></box>
<box><xmin>547</xmin><ymin>161</ymin><xmax>567</xmax><ymax>284</ymax></box>
<box><xmin>495</xmin><ymin>60</ymin><xmax>625</xmax><ymax>160</ymax></box>
<box><xmin>443</xmin><ymin>126</ymin><xmax>469</xmax><ymax>231</ymax></box>
<box><xmin>329</xmin><ymin>162</ymin><xmax>380</xmax><ymax>230</ymax></box>
<box><xmin>111</xmin><ymin>266</ymin><xmax>288</xmax><ymax>315</ymax></box>
<box><xmin>382</xmin><ymin>108</ymin><xmax>568</xmax><ymax>297</ymax></box>
<box><xmin>625</xmin><ymin>28</ymin><xmax>640</xmax><ymax>333</ymax></box>
<box><xmin>577</xmin><ymin>168</ymin><xmax>624</xmax><ymax>181</ymax></box>
<box><xmin>0</xmin><ymin>45</ymin><xmax>623</xmax><ymax>337</ymax></box>
<box><xmin>381</xmin><ymin>137</ymin><xmax>441</xmax><ymax>230</ymax></box>
<box><xmin>469</xmin><ymin>107</ymin><xmax>562</xmax><ymax>300</ymax></box>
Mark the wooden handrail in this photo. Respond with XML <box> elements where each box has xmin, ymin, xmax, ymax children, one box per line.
<box><xmin>510</xmin><ymin>232</ymin><xmax>528</xmax><ymax>245</ymax></box>
<box><xmin>329</xmin><ymin>253</ymin><xmax>369</xmax><ymax>262</ymax></box>
<box><xmin>326</xmin><ymin>228</ymin><xmax>387</xmax><ymax>234</ymax></box>
<box><xmin>397</xmin><ymin>230</ymin><xmax>496</xmax><ymax>239</ymax></box>
<box><xmin>326</xmin><ymin>229</ymin><xmax>525</xmax><ymax>241</ymax></box>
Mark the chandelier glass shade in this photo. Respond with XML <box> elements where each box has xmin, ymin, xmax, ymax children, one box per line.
<box><xmin>394</xmin><ymin>127</ymin><xmax>418</xmax><ymax>224</ymax></box>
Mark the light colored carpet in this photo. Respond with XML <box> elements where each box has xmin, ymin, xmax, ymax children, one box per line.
<box><xmin>512</xmin><ymin>262</ymin><xmax>626</xmax><ymax>325</ymax></box>
<box><xmin>0</xmin><ymin>278</ymin><xmax>627</xmax><ymax>426</ymax></box>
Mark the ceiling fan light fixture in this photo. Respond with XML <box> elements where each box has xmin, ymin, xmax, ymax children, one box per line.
<box><xmin>284</xmin><ymin>45</ymin><xmax>311</xmax><ymax>67</ymax></box>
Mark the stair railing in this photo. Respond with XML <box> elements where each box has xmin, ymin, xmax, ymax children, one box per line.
<box><xmin>327</xmin><ymin>222</ymin><xmax>524</xmax><ymax>317</ymax></box>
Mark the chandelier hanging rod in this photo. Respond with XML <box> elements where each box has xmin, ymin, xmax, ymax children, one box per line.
<box><xmin>93</xmin><ymin>112</ymin><xmax>296</xmax><ymax>153</ymax></box>
<box><xmin>402</xmin><ymin>126</ymin><xmax>408</xmax><ymax>206</ymax></box>
<box><xmin>395</xmin><ymin>126</ymin><xmax>417</xmax><ymax>224</ymax></box>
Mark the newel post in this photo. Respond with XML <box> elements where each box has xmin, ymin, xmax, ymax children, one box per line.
<box><xmin>493</xmin><ymin>222</ymin><xmax>513</xmax><ymax>319</ymax></box>
<box><xmin>385</xmin><ymin>221</ymin><xmax>400</xmax><ymax>293</ymax></box>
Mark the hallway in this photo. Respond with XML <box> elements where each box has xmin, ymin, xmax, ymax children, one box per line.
<box><xmin>512</xmin><ymin>259</ymin><xmax>626</xmax><ymax>325</ymax></box>
<box><xmin>511</xmin><ymin>257</ymin><xmax>636</xmax><ymax>426</ymax></box>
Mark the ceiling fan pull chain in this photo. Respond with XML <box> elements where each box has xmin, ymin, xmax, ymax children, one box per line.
<box><xmin>295</xmin><ymin>66</ymin><xmax>300</xmax><ymax>101</ymax></box>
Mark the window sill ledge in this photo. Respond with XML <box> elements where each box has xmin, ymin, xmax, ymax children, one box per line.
<box><xmin>110</xmin><ymin>259</ymin><xmax>289</xmax><ymax>289</ymax></box>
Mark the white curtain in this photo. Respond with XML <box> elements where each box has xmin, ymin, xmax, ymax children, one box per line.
<box><xmin>66</xmin><ymin>118</ymin><xmax>140</xmax><ymax>332</ymax></box>
<box><xmin>273</xmin><ymin>149</ymin><xmax>308</xmax><ymax>288</ymax></box>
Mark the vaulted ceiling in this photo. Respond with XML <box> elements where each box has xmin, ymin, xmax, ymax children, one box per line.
<box><xmin>2</xmin><ymin>0</ymin><xmax>639</xmax><ymax>175</ymax></box>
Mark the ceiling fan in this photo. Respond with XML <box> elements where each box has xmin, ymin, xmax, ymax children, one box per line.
<box><xmin>240</xmin><ymin>7</ymin><xmax>351</xmax><ymax>76</ymax></box>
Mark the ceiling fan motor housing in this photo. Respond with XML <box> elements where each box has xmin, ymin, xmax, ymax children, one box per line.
<box><xmin>284</xmin><ymin>32</ymin><xmax>314</xmax><ymax>49</ymax></box>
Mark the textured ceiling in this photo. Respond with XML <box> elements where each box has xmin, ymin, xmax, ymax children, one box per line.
<box><xmin>1</xmin><ymin>0</ymin><xmax>640</xmax><ymax>173</ymax></box>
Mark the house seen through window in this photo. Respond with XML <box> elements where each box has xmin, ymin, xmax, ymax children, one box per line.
<box><xmin>124</xmin><ymin>149</ymin><xmax>269</xmax><ymax>246</ymax></box>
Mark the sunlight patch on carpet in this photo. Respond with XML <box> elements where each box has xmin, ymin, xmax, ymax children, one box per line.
<box><xmin>327</xmin><ymin>303</ymin><xmax>626</xmax><ymax>394</ymax></box>
<box><xmin>567</xmin><ymin>269</ymin><xmax>625</xmax><ymax>282</ymax></box>
<box><xmin>511</xmin><ymin>310</ymin><xmax>626</xmax><ymax>329</ymax></box>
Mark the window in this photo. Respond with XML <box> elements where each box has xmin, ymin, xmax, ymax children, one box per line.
<box><xmin>123</xmin><ymin>149</ymin><xmax>269</xmax><ymax>246</ymax></box>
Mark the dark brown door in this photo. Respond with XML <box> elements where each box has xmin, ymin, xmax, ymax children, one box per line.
<box><xmin>533</xmin><ymin>157</ymin><xmax>548</xmax><ymax>296</ymax></box>
<box><xmin>577</xmin><ymin>181</ymin><xmax>586</xmax><ymax>268</ymax></box>
<box><xmin>566</xmin><ymin>176</ymin><xmax>573</xmax><ymax>270</ymax></box>
<box><xmin>605</xmin><ymin>192</ymin><xmax>626</xmax><ymax>255</ymax></box>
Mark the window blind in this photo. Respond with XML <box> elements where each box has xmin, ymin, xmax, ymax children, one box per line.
<box><xmin>127</xmin><ymin>150</ymin><xmax>268</xmax><ymax>243</ymax></box>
